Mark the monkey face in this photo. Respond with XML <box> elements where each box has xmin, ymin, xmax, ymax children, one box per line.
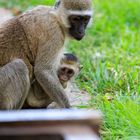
<box><xmin>58</xmin><ymin>67</ymin><xmax>75</xmax><ymax>83</ymax></box>
<box><xmin>68</xmin><ymin>15</ymin><xmax>91</xmax><ymax>40</ymax></box>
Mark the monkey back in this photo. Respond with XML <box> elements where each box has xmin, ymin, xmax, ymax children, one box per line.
<box><xmin>0</xmin><ymin>18</ymin><xmax>34</xmax><ymax>80</ymax></box>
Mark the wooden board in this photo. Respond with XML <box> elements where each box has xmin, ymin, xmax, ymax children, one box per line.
<box><xmin>0</xmin><ymin>109</ymin><xmax>102</xmax><ymax>140</ymax></box>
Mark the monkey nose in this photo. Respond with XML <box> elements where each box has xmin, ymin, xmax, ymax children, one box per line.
<box><xmin>78</xmin><ymin>31</ymin><xmax>84</xmax><ymax>36</ymax></box>
<box><xmin>78</xmin><ymin>31</ymin><xmax>85</xmax><ymax>37</ymax></box>
<box><xmin>61</xmin><ymin>75</ymin><xmax>68</xmax><ymax>82</ymax></box>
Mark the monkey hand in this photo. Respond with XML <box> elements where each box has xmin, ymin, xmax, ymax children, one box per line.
<box><xmin>47</xmin><ymin>102</ymin><xmax>60</xmax><ymax>109</ymax></box>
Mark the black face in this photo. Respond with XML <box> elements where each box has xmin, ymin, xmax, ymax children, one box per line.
<box><xmin>68</xmin><ymin>15</ymin><xmax>91</xmax><ymax>41</ymax></box>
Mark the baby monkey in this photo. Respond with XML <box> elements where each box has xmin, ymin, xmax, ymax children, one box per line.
<box><xmin>24</xmin><ymin>53</ymin><xmax>81</xmax><ymax>109</ymax></box>
<box><xmin>58</xmin><ymin>53</ymin><xmax>81</xmax><ymax>89</ymax></box>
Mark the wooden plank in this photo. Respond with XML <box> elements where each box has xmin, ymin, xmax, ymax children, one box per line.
<box><xmin>0</xmin><ymin>109</ymin><xmax>102</xmax><ymax>140</ymax></box>
<box><xmin>0</xmin><ymin>109</ymin><xmax>101</xmax><ymax>122</ymax></box>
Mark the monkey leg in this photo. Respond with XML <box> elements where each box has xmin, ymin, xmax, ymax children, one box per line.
<box><xmin>25</xmin><ymin>80</ymin><xmax>52</xmax><ymax>109</ymax></box>
<box><xmin>47</xmin><ymin>102</ymin><xmax>61</xmax><ymax>109</ymax></box>
<box><xmin>0</xmin><ymin>59</ymin><xmax>30</xmax><ymax>110</ymax></box>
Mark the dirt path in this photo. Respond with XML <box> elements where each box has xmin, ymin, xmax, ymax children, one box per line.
<box><xmin>65</xmin><ymin>83</ymin><xmax>91</xmax><ymax>108</ymax></box>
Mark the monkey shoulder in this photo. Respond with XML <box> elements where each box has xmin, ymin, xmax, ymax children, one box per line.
<box><xmin>31</xmin><ymin>5</ymin><xmax>53</xmax><ymax>12</ymax></box>
<box><xmin>18</xmin><ymin>6</ymin><xmax>63</xmax><ymax>42</ymax></box>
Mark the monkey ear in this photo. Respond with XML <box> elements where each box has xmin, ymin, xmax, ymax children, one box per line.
<box><xmin>87</xmin><ymin>9</ymin><xmax>94</xmax><ymax>27</ymax></box>
<box><xmin>55</xmin><ymin>0</ymin><xmax>61</xmax><ymax>9</ymax></box>
<box><xmin>87</xmin><ymin>16</ymin><xmax>93</xmax><ymax>27</ymax></box>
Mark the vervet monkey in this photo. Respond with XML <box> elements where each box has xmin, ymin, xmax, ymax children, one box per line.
<box><xmin>0</xmin><ymin>0</ymin><xmax>93</xmax><ymax>109</ymax></box>
<box><xmin>23</xmin><ymin>53</ymin><xmax>81</xmax><ymax>109</ymax></box>
<box><xmin>58</xmin><ymin>53</ymin><xmax>81</xmax><ymax>88</ymax></box>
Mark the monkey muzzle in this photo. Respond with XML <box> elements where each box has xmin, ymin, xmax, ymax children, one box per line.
<box><xmin>75</xmin><ymin>33</ymin><xmax>85</xmax><ymax>40</ymax></box>
<box><xmin>59</xmin><ymin>75</ymin><xmax>69</xmax><ymax>82</ymax></box>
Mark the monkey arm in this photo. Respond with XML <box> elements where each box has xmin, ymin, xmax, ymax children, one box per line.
<box><xmin>21</xmin><ymin>7</ymin><xmax>71</xmax><ymax>108</ymax></box>
<box><xmin>34</xmin><ymin>70</ymin><xmax>70</xmax><ymax>108</ymax></box>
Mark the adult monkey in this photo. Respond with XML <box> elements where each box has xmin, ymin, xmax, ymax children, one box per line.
<box><xmin>0</xmin><ymin>0</ymin><xmax>93</xmax><ymax>109</ymax></box>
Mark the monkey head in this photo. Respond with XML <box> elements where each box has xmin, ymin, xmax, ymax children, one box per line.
<box><xmin>54</xmin><ymin>0</ymin><xmax>93</xmax><ymax>41</ymax></box>
<box><xmin>58</xmin><ymin>53</ymin><xmax>81</xmax><ymax>88</ymax></box>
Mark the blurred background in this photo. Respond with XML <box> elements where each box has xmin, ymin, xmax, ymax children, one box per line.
<box><xmin>0</xmin><ymin>0</ymin><xmax>140</xmax><ymax>139</ymax></box>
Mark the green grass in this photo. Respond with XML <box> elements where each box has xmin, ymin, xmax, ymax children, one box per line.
<box><xmin>0</xmin><ymin>0</ymin><xmax>140</xmax><ymax>139</ymax></box>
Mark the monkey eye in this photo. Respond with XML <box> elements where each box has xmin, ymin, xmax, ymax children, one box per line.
<box><xmin>85</xmin><ymin>16</ymin><xmax>90</xmax><ymax>20</ymax></box>
<box><xmin>68</xmin><ymin>69</ymin><xmax>74</xmax><ymax>76</ymax></box>
<box><xmin>83</xmin><ymin>16</ymin><xmax>90</xmax><ymax>24</ymax></box>
<box><xmin>70</xmin><ymin>16</ymin><xmax>80</xmax><ymax>23</ymax></box>
<box><xmin>61</xmin><ymin>67</ymin><xmax>66</xmax><ymax>72</ymax></box>
<box><xmin>83</xmin><ymin>16</ymin><xmax>90</xmax><ymax>23</ymax></box>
